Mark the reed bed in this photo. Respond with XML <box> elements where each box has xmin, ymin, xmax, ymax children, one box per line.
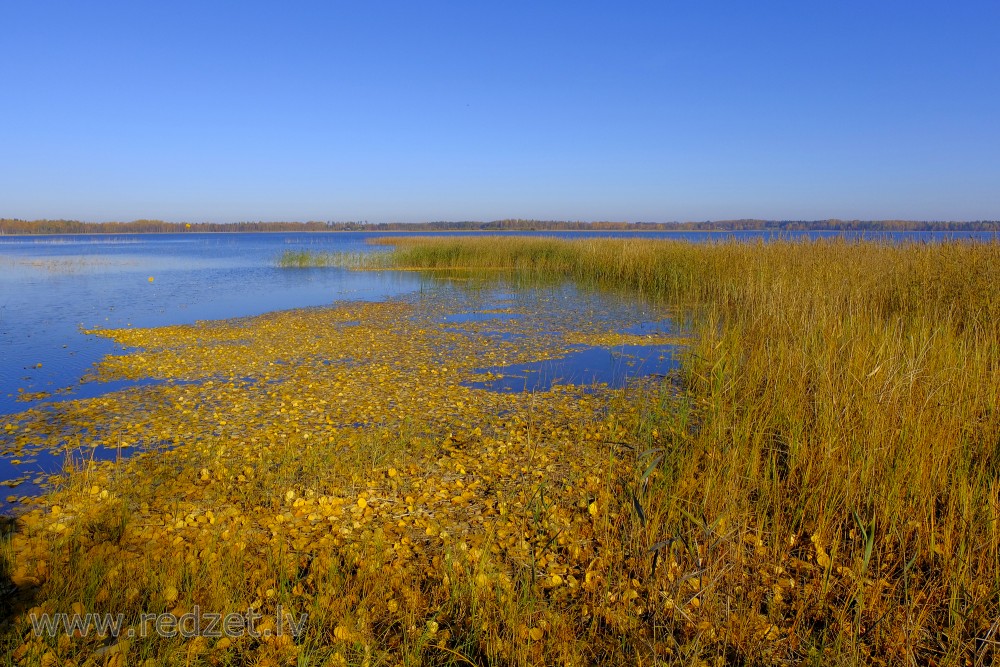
<box><xmin>276</xmin><ymin>249</ymin><xmax>363</xmax><ymax>268</ymax></box>
<box><xmin>364</xmin><ymin>235</ymin><xmax>1000</xmax><ymax>664</ymax></box>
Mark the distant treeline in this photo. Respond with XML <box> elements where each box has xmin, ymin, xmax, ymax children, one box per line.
<box><xmin>0</xmin><ymin>219</ymin><xmax>335</xmax><ymax>234</ymax></box>
<box><xmin>2</xmin><ymin>217</ymin><xmax>999</xmax><ymax>235</ymax></box>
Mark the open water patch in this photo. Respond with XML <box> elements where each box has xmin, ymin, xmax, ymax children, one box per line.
<box><xmin>466</xmin><ymin>343</ymin><xmax>681</xmax><ymax>393</ymax></box>
<box><xmin>438</xmin><ymin>311</ymin><xmax>525</xmax><ymax>324</ymax></box>
<box><xmin>620</xmin><ymin>319</ymin><xmax>675</xmax><ymax>336</ymax></box>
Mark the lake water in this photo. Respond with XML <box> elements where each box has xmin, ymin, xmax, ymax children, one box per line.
<box><xmin>1</xmin><ymin>230</ymin><xmax>996</xmax><ymax>509</ymax></box>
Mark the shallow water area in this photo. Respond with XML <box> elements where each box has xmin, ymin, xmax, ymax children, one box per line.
<box><xmin>0</xmin><ymin>233</ymin><xmax>426</xmax><ymax>508</ymax></box>
<box><xmin>0</xmin><ymin>270</ymin><xmax>678</xmax><ymax>512</ymax></box>
<box><xmin>466</xmin><ymin>343</ymin><xmax>680</xmax><ymax>393</ymax></box>
<box><xmin>0</xmin><ymin>233</ymin><xmax>426</xmax><ymax>418</ymax></box>
<box><xmin>2</xmin><ymin>229</ymin><xmax>992</xmax><ymax>513</ymax></box>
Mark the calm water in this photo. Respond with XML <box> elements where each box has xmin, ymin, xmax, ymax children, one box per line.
<box><xmin>0</xmin><ymin>230</ymin><xmax>995</xmax><ymax>508</ymax></box>
<box><xmin>0</xmin><ymin>233</ymin><xmax>417</xmax><ymax>416</ymax></box>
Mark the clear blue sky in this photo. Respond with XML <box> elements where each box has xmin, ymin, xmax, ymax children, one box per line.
<box><xmin>2</xmin><ymin>1</ymin><xmax>998</xmax><ymax>223</ymax></box>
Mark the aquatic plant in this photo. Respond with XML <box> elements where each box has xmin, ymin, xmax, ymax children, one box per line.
<box><xmin>1</xmin><ymin>289</ymin><xmax>686</xmax><ymax>665</ymax></box>
<box><xmin>364</xmin><ymin>236</ymin><xmax>1000</xmax><ymax>665</ymax></box>
<box><xmin>277</xmin><ymin>249</ymin><xmax>339</xmax><ymax>268</ymax></box>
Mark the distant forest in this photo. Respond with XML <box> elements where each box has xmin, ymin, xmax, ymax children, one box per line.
<box><xmin>2</xmin><ymin>218</ymin><xmax>999</xmax><ymax>235</ymax></box>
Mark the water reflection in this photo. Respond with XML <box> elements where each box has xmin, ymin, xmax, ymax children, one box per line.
<box><xmin>467</xmin><ymin>343</ymin><xmax>680</xmax><ymax>393</ymax></box>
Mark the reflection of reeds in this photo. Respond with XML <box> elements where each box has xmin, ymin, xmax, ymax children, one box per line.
<box><xmin>369</xmin><ymin>235</ymin><xmax>1000</xmax><ymax>661</ymax></box>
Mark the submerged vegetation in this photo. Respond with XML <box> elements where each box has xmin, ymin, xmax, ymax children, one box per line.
<box><xmin>2</xmin><ymin>236</ymin><xmax>999</xmax><ymax>665</ymax></box>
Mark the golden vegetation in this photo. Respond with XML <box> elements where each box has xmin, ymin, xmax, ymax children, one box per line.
<box><xmin>277</xmin><ymin>250</ymin><xmax>370</xmax><ymax>269</ymax></box>
<box><xmin>2</xmin><ymin>235</ymin><xmax>999</xmax><ymax>666</ymax></box>
<box><xmin>1</xmin><ymin>288</ymin><xmax>686</xmax><ymax>666</ymax></box>
<box><xmin>363</xmin><ymin>236</ymin><xmax>1000</xmax><ymax>665</ymax></box>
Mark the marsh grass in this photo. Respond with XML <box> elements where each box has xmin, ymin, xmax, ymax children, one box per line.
<box><xmin>365</xmin><ymin>235</ymin><xmax>1000</xmax><ymax>664</ymax></box>
<box><xmin>277</xmin><ymin>250</ymin><xmax>370</xmax><ymax>268</ymax></box>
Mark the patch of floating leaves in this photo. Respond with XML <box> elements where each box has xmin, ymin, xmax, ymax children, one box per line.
<box><xmin>1</xmin><ymin>287</ymin><xmax>709</xmax><ymax>665</ymax></box>
<box><xmin>564</xmin><ymin>332</ymin><xmax>685</xmax><ymax>348</ymax></box>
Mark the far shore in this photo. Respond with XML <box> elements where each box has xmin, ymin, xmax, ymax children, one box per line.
<box><xmin>4</xmin><ymin>218</ymin><xmax>1000</xmax><ymax>237</ymax></box>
